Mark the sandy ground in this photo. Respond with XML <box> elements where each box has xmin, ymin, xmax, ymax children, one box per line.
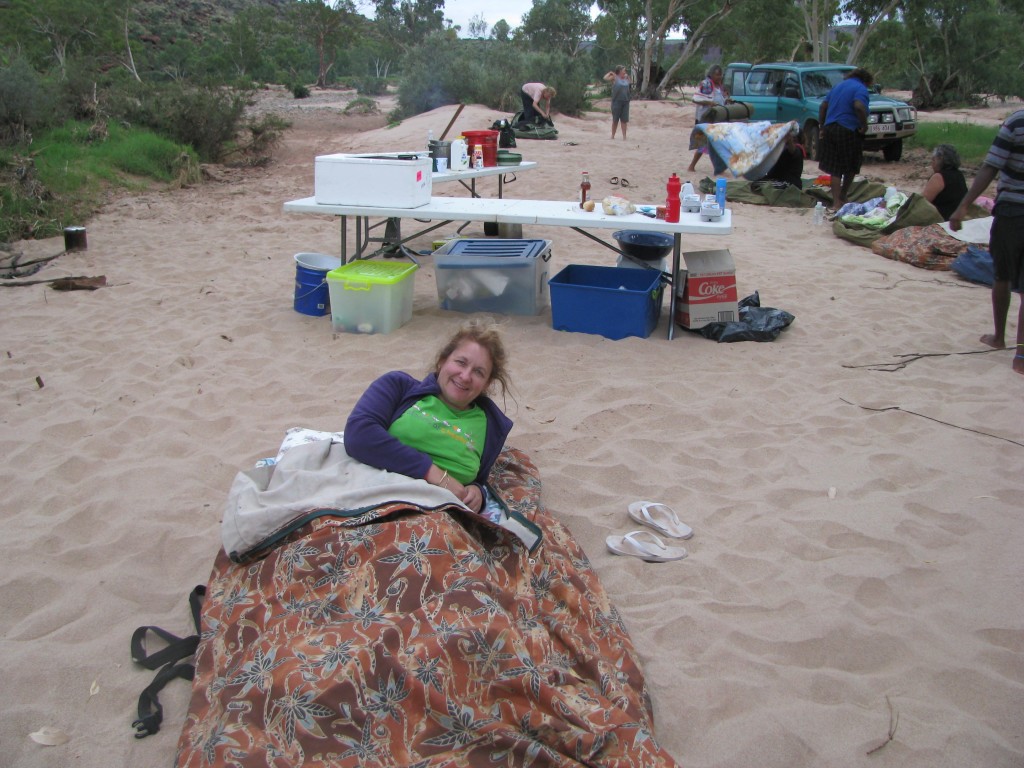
<box><xmin>2</xmin><ymin>85</ymin><xmax>1022</xmax><ymax>768</ymax></box>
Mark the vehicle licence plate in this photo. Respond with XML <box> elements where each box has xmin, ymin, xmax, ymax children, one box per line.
<box><xmin>868</xmin><ymin>123</ymin><xmax>896</xmax><ymax>134</ymax></box>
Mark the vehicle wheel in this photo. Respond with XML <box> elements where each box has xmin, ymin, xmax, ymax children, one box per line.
<box><xmin>883</xmin><ymin>139</ymin><xmax>903</xmax><ymax>162</ymax></box>
<box><xmin>804</xmin><ymin>124</ymin><xmax>820</xmax><ymax>162</ymax></box>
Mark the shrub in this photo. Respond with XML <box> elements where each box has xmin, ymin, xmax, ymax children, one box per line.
<box><xmin>0</xmin><ymin>57</ymin><xmax>58</xmax><ymax>144</ymax></box>
<box><xmin>395</xmin><ymin>37</ymin><xmax>592</xmax><ymax>120</ymax></box>
<box><xmin>292</xmin><ymin>83</ymin><xmax>311</xmax><ymax>99</ymax></box>
<box><xmin>221</xmin><ymin>113</ymin><xmax>290</xmax><ymax>168</ymax></box>
<box><xmin>103</xmin><ymin>82</ymin><xmax>250</xmax><ymax>162</ymax></box>
<box><xmin>354</xmin><ymin>77</ymin><xmax>388</xmax><ymax>96</ymax></box>
<box><xmin>344</xmin><ymin>97</ymin><xmax>379</xmax><ymax>115</ymax></box>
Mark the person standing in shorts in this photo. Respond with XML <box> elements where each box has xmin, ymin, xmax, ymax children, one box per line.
<box><xmin>818</xmin><ymin>68</ymin><xmax>873</xmax><ymax>213</ymax></box>
<box><xmin>604</xmin><ymin>65</ymin><xmax>631</xmax><ymax>140</ymax></box>
<box><xmin>949</xmin><ymin>109</ymin><xmax>1024</xmax><ymax>376</ymax></box>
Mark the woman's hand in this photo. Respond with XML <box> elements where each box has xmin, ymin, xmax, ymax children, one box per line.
<box><xmin>427</xmin><ymin>465</ymin><xmax>482</xmax><ymax>511</ymax></box>
<box><xmin>460</xmin><ymin>483</ymin><xmax>484</xmax><ymax>512</ymax></box>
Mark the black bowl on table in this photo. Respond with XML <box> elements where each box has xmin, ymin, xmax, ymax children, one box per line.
<box><xmin>612</xmin><ymin>230</ymin><xmax>673</xmax><ymax>261</ymax></box>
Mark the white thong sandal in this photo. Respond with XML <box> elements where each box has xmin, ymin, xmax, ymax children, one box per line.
<box><xmin>627</xmin><ymin>501</ymin><xmax>694</xmax><ymax>539</ymax></box>
<box><xmin>606</xmin><ymin>530</ymin><xmax>688</xmax><ymax>562</ymax></box>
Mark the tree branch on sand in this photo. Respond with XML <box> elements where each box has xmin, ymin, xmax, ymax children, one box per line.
<box><xmin>866</xmin><ymin>696</ymin><xmax>899</xmax><ymax>756</ymax></box>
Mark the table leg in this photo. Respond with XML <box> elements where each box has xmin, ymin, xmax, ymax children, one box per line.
<box><xmin>340</xmin><ymin>215</ymin><xmax>348</xmax><ymax>264</ymax></box>
<box><xmin>668</xmin><ymin>235</ymin><xmax>681</xmax><ymax>340</ymax></box>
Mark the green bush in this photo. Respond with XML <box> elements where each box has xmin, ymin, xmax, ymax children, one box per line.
<box><xmin>103</xmin><ymin>82</ymin><xmax>250</xmax><ymax>162</ymax></box>
<box><xmin>354</xmin><ymin>77</ymin><xmax>388</xmax><ymax>96</ymax></box>
<box><xmin>395</xmin><ymin>37</ymin><xmax>592</xmax><ymax>120</ymax></box>
<box><xmin>0</xmin><ymin>57</ymin><xmax>58</xmax><ymax>144</ymax></box>
<box><xmin>292</xmin><ymin>83</ymin><xmax>311</xmax><ymax>99</ymax></box>
<box><xmin>0</xmin><ymin>120</ymin><xmax>199</xmax><ymax>241</ymax></box>
<box><xmin>344</xmin><ymin>97</ymin><xmax>379</xmax><ymax>115</ymax></box>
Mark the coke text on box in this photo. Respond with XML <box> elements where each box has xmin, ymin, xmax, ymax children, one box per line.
<box><xmin>675</xmin><ymin>249</ymin><xmax>738</xmax><ymax>330</ymax></box>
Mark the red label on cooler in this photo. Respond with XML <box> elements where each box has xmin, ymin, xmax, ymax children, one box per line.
<box><xmin>416</xmin><ymin>170</ymin><xmax>423</xmax><ymax>181</ymax></box>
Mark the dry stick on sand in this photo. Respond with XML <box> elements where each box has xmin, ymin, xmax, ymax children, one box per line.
<box><xmin>866</xmin><ymin>696</ymin><xmax>900</xmax><ymax>756</ymax></box>
<box><xmin>842</xmin><ymin>348</ymin><xmax>1003</xmax><ymax>372</ymax></box>
<box><xmin>1</xmin><ymin>275</ymin><xmax>107</xmax><ymax>290</ymax></box>
<box><xmin>840</xmin><ymin>398</ymin><xmax>1024</xmax><ymax>448</ymax></box>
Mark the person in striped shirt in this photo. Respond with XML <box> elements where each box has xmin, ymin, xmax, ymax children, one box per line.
<box><xmin>950</xmin><ymin>109</ymin><xmax>1024</xmax><ymax>376</ymax></box>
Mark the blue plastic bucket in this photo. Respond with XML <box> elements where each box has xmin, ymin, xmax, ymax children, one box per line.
<box><xmin>293</xmin><ymin>252</ymin><xmax>340</xmax><ymax>316</ymax></box>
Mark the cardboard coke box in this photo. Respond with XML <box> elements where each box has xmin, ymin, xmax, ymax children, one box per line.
<box><xmin>675</xmin><ymin>249</ymin><xmax>738</xmax><ymax>329</ymax></box>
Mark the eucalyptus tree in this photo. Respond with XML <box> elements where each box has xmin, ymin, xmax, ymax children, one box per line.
<box><xmin>372</xmin><ymin>0</ymin><xmax>448</xmax><ymax>52</ymax></box>
<box><xmin>3</xmin><ymin>0</ymin><xmax>122</xmax><ymax>78</ymax></box>
<box><xmin>707</xmin><ymin>0</ymin><xmax>803</xmax><ymax>64</ymax></box>
<box><xmin>292</xmin><ymin>0</ymin><xmax>359</xmax><ymax>87</ymax></box>
<box><xmin>491</xmin><ymin>19</ymin><xmax>513</xmax><ymax>41</ymax></box>
<box><xmin>467</xmin><ymin>13</ymin><xmax>489</xmax><ymax>38</ymax></box>
<box><xmin>517</xmin><ymin>0</ymin><xmax>595</xmax><ymax>57</ymax></box>
<box><xmin>898</xmin><ymin>0</ymin><xmax>1024</xmax><ymax>106</ymax></box>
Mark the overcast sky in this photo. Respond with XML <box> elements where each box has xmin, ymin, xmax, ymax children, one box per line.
<box><xmin>443</xmin><ymin>0</ymin><xmax>536</xmax><ymax>34</ymax></box>
<box><xmin>355</xmin><ymin>1</ymin><xmax>594</xmax><ymax>38</ymax></box>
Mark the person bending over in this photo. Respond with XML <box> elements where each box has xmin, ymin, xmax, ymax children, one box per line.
<box><xmin>520</xmin><ymin>83</ymin><xmax>556</xmax><ymax>127</ymax></box>
<box><xmin>922</xmin><ymin>143</ymin><xmax>968</xmax><ymax>221</ymax></box>
<box><xmin>345</xmin><ymin>322</ymin><xmax>514</xmax><ymax>511</ymax></box>
<box><xmin>762</xmin><ymin>128</ymin><xmax>806</xmax><ymax>187</ymax></box>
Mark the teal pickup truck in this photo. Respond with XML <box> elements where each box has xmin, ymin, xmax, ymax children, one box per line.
<box><xmin>723</xmin><ymin>62</ymin><xmax>917</xmax><ymax>162</ymax></box>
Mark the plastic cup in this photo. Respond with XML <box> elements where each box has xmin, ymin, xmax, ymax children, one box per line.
<box><xmin>436</xmin><ymin>157</ymin><xmax>448</xmax><ymax>173</ymax></box>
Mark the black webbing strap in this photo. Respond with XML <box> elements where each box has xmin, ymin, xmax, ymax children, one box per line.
<box><xmin>131</xmin><ymin>585</ymin><xmax>205</xmax><ymax>738</ymax></box>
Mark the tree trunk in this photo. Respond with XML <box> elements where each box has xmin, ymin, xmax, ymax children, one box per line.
<box><xmin>845</xmin><ymin>0</ymin><xmax>900</xmax><ymax>64</ymax></box>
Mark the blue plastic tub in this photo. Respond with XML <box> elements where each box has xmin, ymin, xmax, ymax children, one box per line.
<box><xmin>548</xmin><ymin>265</ymin><xmax>664</xmax><ymax>340</ymax></box>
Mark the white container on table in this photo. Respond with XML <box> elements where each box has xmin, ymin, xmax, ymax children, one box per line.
<box><xmin>314</xmin><ymin>152</ymin><xmax>432</xmax><ymax>208</ymax></box>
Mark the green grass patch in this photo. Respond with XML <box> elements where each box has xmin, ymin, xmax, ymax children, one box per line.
<box><xmin>907</xmin><ymin>122</ymin><xmax>999</xmax><ymax>164</ymax></box>
<box><xmin>1</xmin><ymin>121</ymin><xmax>198</xmax><ymax>242</ymax></box>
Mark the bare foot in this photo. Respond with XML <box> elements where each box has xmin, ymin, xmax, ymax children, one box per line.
<box><xmin>980</xmin><ymin>334</ymin><xmax>1006</xmax><ymax>349</ymax></box>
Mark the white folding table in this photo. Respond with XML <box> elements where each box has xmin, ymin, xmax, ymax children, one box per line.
<box><xmin>338</xmin><ymin>162</ymin><xmax>539</xmax><ymax>259</ymax></box>
<box><xmin>282</xmin><ymin>195</ymin><xmax>732</xmax><ymax>340</ymax></box>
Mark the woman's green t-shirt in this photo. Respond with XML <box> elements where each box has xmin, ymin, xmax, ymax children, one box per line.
<box><xmin>388</xmin><ymin>395</ymin><xmax>488</xmax><ymax>484</ymax></box>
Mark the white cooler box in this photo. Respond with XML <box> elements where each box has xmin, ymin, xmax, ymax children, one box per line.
<box><xmin>314</xmin><ymin>152</ymin><xmax>432</xmax><ymax>208</ymax></box>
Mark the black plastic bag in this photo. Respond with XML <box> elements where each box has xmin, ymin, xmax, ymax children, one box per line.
<box><xmin>950</xmin><ymin>244</ymin><xmax>994</xmax><ymax>286</ymax></box>
<box><xmin>695</xmin><ymin>291</ymin><xmax>795</xmax><ymax>342</ymax></box>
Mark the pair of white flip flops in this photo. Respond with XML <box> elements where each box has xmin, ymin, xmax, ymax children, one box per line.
<box><xmin>606</xmin><ymin>501</ymin><xmax>694</xmax><ymax>563</ymax></box>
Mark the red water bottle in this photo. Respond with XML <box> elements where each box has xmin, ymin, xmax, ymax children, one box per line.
<box><xmin>666</xmin><ymin>172</ymin><xmax>681</xmax><ymax>223</ymax></box>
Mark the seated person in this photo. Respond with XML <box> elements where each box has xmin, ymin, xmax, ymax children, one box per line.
<box><xmin>344</xmin><ymin>322</ymin><xmax>513</xmax><ymax>514</ymax></box>
<box><xmin>922</xmin><ymin>143</ymin><xmax>968</xmax><ymax>221</ymax></box>
<box><xmin>761</xmin><ymin>128</ymin><xmax>805</xmax><ymax>187</ymax></box>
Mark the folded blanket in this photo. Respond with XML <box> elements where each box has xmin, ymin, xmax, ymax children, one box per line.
<box><xmin>223</xmin><ymin>429</ymin><xmax>541</xmax><ymax>562</ymax></box>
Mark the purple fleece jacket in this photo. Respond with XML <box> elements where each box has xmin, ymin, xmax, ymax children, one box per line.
<box><xmin>344</xmin><ymin>371</ymin><xmax>513</xmax><ymax>487</ymax></box>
